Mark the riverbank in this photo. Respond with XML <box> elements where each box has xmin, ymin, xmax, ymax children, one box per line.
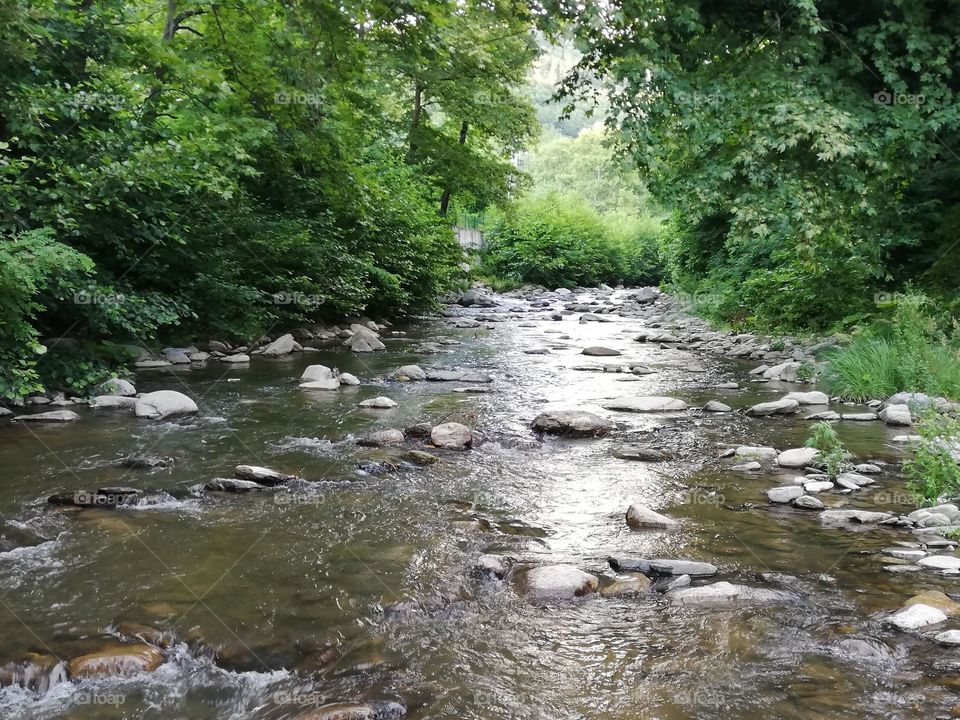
<box><xmin>1</xmin><ymin>285</ymin><xmax>959</xmax><ymax>719</ymax></box>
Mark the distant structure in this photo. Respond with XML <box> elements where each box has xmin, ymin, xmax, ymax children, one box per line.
<box><xmin>453</xmin><ymin>225</ymin><xmax>483</xmax><ymax>250</ymax></box>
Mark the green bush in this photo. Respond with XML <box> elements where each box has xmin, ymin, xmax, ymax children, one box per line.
<box><xmin>905</xmin><ymin>410</ymin><xmax>960</xmax><ymax>505</ymax></box>
<box><xmin>822</xmin><ymin>294</ymin><xmax>960</xmax><ymax>401</ymax></box>
<box><xmin>805</xmin><ymin>421</ymin><xmax>847</xmax><ymax>478</ymax></box>
<box><xmin>481</xmin><ymin>194</ymin><xmax>664</xmax><ymax>288</ymax></box>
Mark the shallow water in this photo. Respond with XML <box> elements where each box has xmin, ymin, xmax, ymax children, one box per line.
<box><xmin>1</xmin><ymin>292</ymin><xmax>958</xmax><ymax>719</ymax></box>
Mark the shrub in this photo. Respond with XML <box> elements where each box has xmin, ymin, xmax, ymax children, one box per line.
<box><xmin>481</xmin><ymin>194</ymin><xmax>664</xmax><ymax>288</ymax></box>
<box><xmin>805</xmin><ymin>421</ymin><xmax>847</xmax><ymax>478</ymax></box>
<box><xmin>905</xmin><ymin>410</ymin><xmax>960</xmax><ymax>505</ymax></box>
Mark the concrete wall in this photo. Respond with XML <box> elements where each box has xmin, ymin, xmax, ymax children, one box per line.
<box><xmin>453</xmin><ymin>225</ymin><xmax>483</xmax><ymax>250</ymax></box>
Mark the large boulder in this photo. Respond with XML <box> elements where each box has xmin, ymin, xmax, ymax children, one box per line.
<box><xmin>879</xmin><ymin>404</ymin><xmax>912</xmax><ymax>426</ymax></box>
<box><xmin>299</xmin><ymin>378</ymin><xmax>340</xmax><ymax>390</ymax></box>
<box><xmin>430</xmin><ymin>422</ymin><xmax>473</xmax><ymax>450</ymax></box>
<box><xmin>745</xmin><ymin>398</ymin><xmax>799</xmax><ymax>417</ymax></box>
<box><xmin>457</xmin><ymin>288</ymin><xmax>496</xmax><ymax>307</ymax></box>
<box><xmin>531</xmin><ymin>411</ymin><xmax>612</xmax><ymax>437</ymax></box>
<box><xmin>783</xmin><ymin>391</ymin><xmax>829</xmax><ymax>405</ymax></box>
<box><xmin>90</xmin><ymin>395</ymin><xmax>138</xmax><ymax>410</ymax></box>
<box><xmin>346</xmin><ymin>330</ymin><xmax>385</xmax><ymax>353</ymax></box>
<box><xmin>775</xmin><ymin>447</ymin><xmax>819</xmax><ymax>468</ymax></box>
<box><xmin>134</xmin><ymin>391</ymin><xmax>199</xmax><ymax>419</ymax></box>
<box><xmin>94</xmin><ymin>377</ymin><xmax>136</xmax><ymax>397</ymax></box>
<box><xmin>301</xmin><ymin>365</ymin><xmax>334</xmax><ymax>382</ymax></box>
<box><xmin>392</xmin><ymin>365</ymin><xmax>427</xmax><ymax>381</ymax></box>
<box><xmin>261</xmin><ymin>333</ymin><xmax>297</xmax><ymax>357</ymax></box>
<box><xmin>357</xmin><ymin>429</ymin><xmax>405</xmax><ymax>447</ymax></box>
<box><xmin>515</xmin><ymin>564</ymin><xmax>598</xmax><ymax>599</ymax></box>
<box><xmin>763</xmin><ymin>361</ymin><xmax>801</xmax><ymax>381</ymax></box>
<box><xmin>626</xmin><ymin>504</ymin><xmax>678</xmax><ymax>529</ymax></box>
<box><xmin>767</xmin><ymin>486</ymin><xmax>804</xmax><ymax>504</ymax></box>
<box><xmin>603</xmin><ymin>396</ymin><xmax>688</xmax><ymax>413</ymax></box>
<box><xmin>358</xmin><ymin>396</ymin><xmax>397</xmax><ymax>409</ymax></box>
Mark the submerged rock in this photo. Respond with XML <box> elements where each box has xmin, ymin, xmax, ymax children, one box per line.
<box><xmin>515</xmin><ymin>564</ymin><xmax>599</xmax><ymax>600</ymax></box>
<box><xmin>359</xmin><ymin>397</ymin><xmax>398</xmax><ymax>409</ymax></box>
<box><xmin>205</xmin><ymin>478</ymin><xmax>266</xmax><ymax>493</ymax></box>
<box><xmin>599</xmin><ymin>576</ymin><xmax>652</xmax><ymax>597</ymax></box>
<box><xmin>67</xmin><ymin>644</ymin><xmax>164</xmax><ymax>679</ymax></box>
<box><xmin>613</xmin><ymin>446</ymin><xmax>672</xmax><ymax>461</ymax></box>
<box><xmin>667</xmin><ymin>582</ymin><xmax>794</xmax><ymax>607</ymax></box>
<box><xmin>12</xmin><ymin>410</ymin><xmax>79</xmax><ymax>423</ymax></box>
<box><xmin>531</xmin><ymin>411</ymin><xmax>612</xmax><ymax>437</ymax></box>
<box><xmin>357</xmin><ymin>429</ymin><xmax>405</xmax><ymax>447</ymax></box>
<box><xmin>391</xmin><ymin>365</ymin><xmax>426</xmax><ymax>381</ymax></box>
<box><xmin>235</xmin><ymin>465</ymin><xmax>296</xmax><ymax>486</ymax></box>
<box><xmin>603</xmin><ymin>396</ymin><xmax>688</xmax><ymax>413</ymax></box>
<box><xmin>472</xmin><ymin>554</ymin><xmax>514</xmax><ymax>579</ymax></box>
<box><xmin>430</xmin><ymin>422</ymin><xmax>472</xmax><ymax>450</ymax></box>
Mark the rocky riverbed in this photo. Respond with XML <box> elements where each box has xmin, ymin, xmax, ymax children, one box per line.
<box><xmin>1</xmin><ymin>285</ymin><xmax>959</xmax><ymax>719</ymax></box>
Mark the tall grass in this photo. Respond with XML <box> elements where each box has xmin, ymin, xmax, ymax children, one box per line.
<box><xmin>822</xmin><ymin>294</ymin><xmax>960</xmax><ymax>401</ymax></box>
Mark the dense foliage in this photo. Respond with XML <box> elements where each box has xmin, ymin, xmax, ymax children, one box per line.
<box><xmin>558</xmin><ymin>0</ymin><xmax>960</xmax><ymax>330</ymax></box>
<box><xmin>481</xmin><ymin>194</ymin><xmax>663</xmax><ymax>288</ymax></box>
<box><xmin>0</xmin><ymin>0</ymin><xmax>539</xmax><ymax>399</ymax></box>
<box><xmin>905</xmin><ymin>410</ymin><xmax>960</xmax><ymax>505</ymax></box>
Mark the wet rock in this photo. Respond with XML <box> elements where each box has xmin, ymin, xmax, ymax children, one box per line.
<box><xmin>261</xmin><ymin>333</ymin><xmax>296</xmax><ymax>356</ymax></box>
<box><xmin>189</xmin><ymin>351</ymin><xmax>210</xmax><ymax>362</ymax></box>
<box><xmin>457</xmin><ymin>288</ymin><xmax>496</xmax><ymax>307</ymax></box>
<box><xmin>626</xmin><ymin>504</ymin><xmax>678</xmax><ymax>529</ymax></box>
<box><xmin>48</xmin><ymin>488</ymin><xmax>139</xmax><ymax>508</ymax></box>
<box><xmin>600</xmin><ymin>576</ymin><xmax>652</xmax><ymax>597</ymax></box>
<box><xmin>841</xmin><ymin>412</ymin><xmax>878</xmax><ymax>421</ymax></box>
<box><xmin>67</xmin><ymin>644</ymin><xmax>164</xmax><ymax>679</ymax></box>
<box><xmin>886</xmin><ymin>391</ymin><xmax>934</xmax><ymax>410</ymax></box>
<box><xmin>531</xmin><ymin>411</ymin><xmax>612</xmax><ymax>437</ymax></box>
<box><xmin>935</xmin><ymin>630</ymin><xmax>960</xmax><ymax>645</ymax></box>
<box><xmin>804</xmin><ymin>480</ymin><xmax>834</xmax><ymax>493</ymax></box>
<box><xmin>603</xmin><ymin>396</ymin><xmax>688</xmax><ymax>412</ymax></box>
<box><xmin>94</xmin><ymin>378</ymin><xmax>136</xmax><ymax>396</ymax></box>
<box><xmin>119</xmin><ymin>455</ymin><xmax>173</xmax><ymax>470</ymax></box>
<box><xmin>745</xmin><ymin>398</ymin><xmax>799</xmax><ymax>417</ymax></box>
<box><xmin>792</xmin><ymin>495</ymin><xmax>824</xmax><ymax>510</ymax></box>
<box><xmin>205</xmin><ymin>478</ymin><xmax>266</xmax><ymax>493</ymax></box>
<box><xmin>134</xmin><ymin>390</ymin><xmax>199</xmax><ymax>419</ymax></box>
<box><xmin>733</xmin><ymin>446</ymin><xmax>778</xmax><ymax>460</ymax></box>
<box><xmin>300</xmin><ymin>378</ymin><xmax>341</xmax><ymax>390</ymax></box>
<box><xmin>359</xmin><ymin>397</ymin><xmax>398</xmax><ymax>409</ymax></box>
<box><xmin>404</xmin><ymin>422</ymin><xmax>433</xmax><ymax>438</ymax></box>
<box><xmin>609</xmin><ymin>557</ymin><xmax>717</xmax><ymax>577</ymax></box>
<box><xmin>0</xmin><ymin>525</ymin><xmax>51</xmax><ymax>553</ymax></box>
<box><xmin>582</xmin><ymin>346</ymin><xmax>620</xmax><ymax>356</ymax></box>
<box><xmin>290</xmin><ymin>701</ymin><xmax>406</xmax><ymax>720</ymax></box>
<box><xmin>425</xmin><ymin>369</ymin><xmax>493</xmax><ymax>383</ymax></box>
<box><xmin>836</xmin><ymin>472</ymin><xmax>875</xmax><ymax>487</ymax></box>
<box><xmin>113</xmin><ymin>622</ymin><xmax>175</xmax><ymax>648</ymax></box>
<box><xmin>0</xmin><ymin>653</ymin><xmax>65</xmax><ymax>693</ymax></box>
<box><xmin>12</xmin><ymin>410</ymin><xmax>79</xmax><ymax>423</ymax></box>
<box><xmin>887</xmin><ymin>603</ymin><xmax>947</xmax><ymax>631</ymax></box>
<box><xmin>904</xmin><ymin>590</ymin><xmax>960</xmax><ymax>616</ymax></box>
<box><xmin>400</xmin><ymin>450</ymin><xmax>439</xmax><ymax>465</ymax></box>
<box><xmin>516</xmin><ymin>564</ymin><xmax>599</xmax><ymax>599</ymax></box>
<box><xmin>301</xmin><ymin>364</ymin><xmax>334</xmax><ymax>382</ymax></box>
<box><xmin>613</xmin><ymin>446</ymin><xmax>672</xmax><ymax>461</ymax></box>
<box><xmin>783</xmin><ymin>391</ymin><xmax>829</xmax><ymax>405</ymax></box>
<box><xmin>776</xmin><ymin>447</ymin><xmax>819</xmax><ymax>468</ymax></box>
<box><xmin>820</xmin><ymin>509</ymin><xmax>894</xmax><ymax>524</ymax></box>
<box><xmin>346</xmin><ymin>330</ymin><xmax>386</xmax><ymax>353</ymax></box>
<box><xmin>235</xmin><ymin>465</ymin><xmax>296</xmax><ymax>486</ymax></box>
<box><xmin>703</xmin><ymin>400</ymin><xmax>732</xmax><ymax>412</ymax></box>
<box><xmin>652</xmin><ymin>574</ymin><xmax>691</xmax><ymax>592</ymax></box>
<box><xmin>879</xmin><ymin>404</ymin><xmax>912</xmax><ymax>426</ymax></box>
<box><xmin>90</xmin><ymin>395</ymin><xmax>138</xmax><ymax>410</ymax></box>
<box><xmin>357</xmin><ymin>429</ymin><xmax>405</xmax><ymax>447</ymax></box>
<box><xmin>162</xmin><ymin>348</ymin><xmax>191</xmax><ymax>364</ymax></box>
<box><xmin>917</xmin><ymin>555</ymin><xmax>960</xmax><ymax>571</ymax></box>
<box><xmin>135</xmin><ymin>359</ymin><xmax>172</xmax><ymax>368</ymax></box>
<box><xmin>391</xmin><ymin>364</ymin><xmax>426</xmax><ymax>381</ymax></box>
<box><xmin>768</xmin><ymin>486</ymin><xmax>804</xmax><ymax>504</ymax></box>
<box><xmin>667</xmin><ymin>582</ymin><xmax>794</xmax><ymax>607</ymax></box>
<box><xmin>219</xmin><ymin>353</ymin><xmax>251</xmax><ymax>363</ymax></box>
<box><xmin>855</xmin><ymin>463</ymin><xmax>882</xmax><ymax>474</ymax></box>
<box><xmin>472</xmin><ymin>554</ymin><xmax>514</xmax><ymax>579</ymax></box>
<box><xmin>357</xmin><ymin>460</ymin><xmax>400</xmax><ymax>475</ymax></box>
<box><xmin>762</xmin><ymin>361</ymin><xmax>801</xmax><ymax>381</ymax></box>
<box><xmin>834</xmin><ymin>637</ymin><xmax>896</xmax><ymax>663</ymax></box>
<box><xmin>430</xmin><ymin>422</ymin><xmax>472</xmax><ymax>450</ymax></box>
<box><xmin>338</xmin><ymin>372</ymin><xmax>360</xmax><ymax>386</ymax></box>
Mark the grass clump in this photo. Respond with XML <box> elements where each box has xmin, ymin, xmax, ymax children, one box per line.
<box><xmin>805</xmin><ymin>421</ymin><xmax>847</xmax><ymax>478</ymax></box>
<box><xmin>905</xmin><ymin>410</ymin><xmax>960</xmax><ymax>505</ymax></box>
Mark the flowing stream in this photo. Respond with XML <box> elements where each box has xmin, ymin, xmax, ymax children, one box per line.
<box><xmin>0</xmin><ymin>289</ymin><xmax>957</xmax><ymax>719</ymax></box>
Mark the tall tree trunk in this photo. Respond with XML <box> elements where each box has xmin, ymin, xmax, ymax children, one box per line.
<box><xmin>405</xmin><ymin>82</ymin><xmax>424</xmax><ymax>164</ymax></box>
<box><xmin>439</xmin><ymin>121</ymin><xmax>468</xmax><ymax>217</ymax></box>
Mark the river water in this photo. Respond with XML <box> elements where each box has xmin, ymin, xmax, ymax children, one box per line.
<box><xmin>0</xmin><ymin>290</ymin><xmax>957</xmax><ymax>719</ymax></box>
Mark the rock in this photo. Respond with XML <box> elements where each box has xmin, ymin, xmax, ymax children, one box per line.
<box><xmin>189</xmin><ymin>351</ymin><xmax>210</xmax><ymax>362</ymax></box>
<box><xmin>219</xmin><ymin>353</ymin><xmax>250</xmax><ymax>363</ymax></box>
<box><xmin>290</xmin><ymin>702</ymin><xmax>406</xmax><ymax>720</ymax></box>
<box><xmin>734</xmin><ymin>446</ymin><xmax>778</xmax><ymax>460</ymax></box>
<box><xmin>887</xmin><ymin>603</ymin><xmax>947</xmax><ymax>631</ymax></box>
<box><xmin>603</xmin><ymin>396</ymin><xmax>688</xmax><ymax>412</ymax></box>
<box><xmin>208</xmin><ymin>340</ymin><xmax>229</xmax><ymax>352</ymax></box>
<box><xmin>357</xmin><ymin>429</ymin><xmax>405</xmax><ymax>447</ymax></box>
<box><xmin>425</xmin><ymin>369</ymin><xmax>493</xmax><ymax>383</ymax></box>
<box><xmin>887</xmin><ymin>391</ymin><xmax>934</xmax><ymax>410</ymax></box>
<box><xmin>820</xmin><ymin>509</ymin><xmax>894</xmax><ymax>524</ymax></box>
<box><xmin>94</xmin><ymin>378</ymin><xmax>136</xmax><ymax>396</ymax></box>
<box><xmin>763</xmin><ymin>361</ymin><xmax>801</xmax><ymax>381</ymax></box>
<box><xmin>12</xmin><ymin>410</ymin><xmax>79</xmax><ymax>423</ymax></box>
<box><xmin>836</xmin><ymin>472</ymin><xmax>875</xmax><ymax>487</ymax></box>
<box><xmin>359</xmin><ymin>396</ymin><xmax>397</xmax><ymax>409</ymax></box>
<box><xmin>703</xmin><ymin>400</ymin><xmax>732</xmax><ymax>412</ymax></box>
<box><xmin>609</xmin><ymin>557</ymin><xmax>717</xmax><ymax>577</ymax></box>
<box><xmin>134</xmin><ymin>391</ymin><xmax>198</xmax><ymax>419</ymax></box>
<box><xmin>430</xmin><ymin>422</ymin><xmax>472</xmax><ymax>450</ymax></box>
<box><xmin>768</xmin><ymin>486</ymin><xmax>804</xmax><ymax>503</ymax></box>
<box><xmin>855</xmin><ymin>463</ymin><xmax>882</xmax><ymax>474</ymax></box>
<box><xmin>582</xmin><ymin>346</ymin><xmax>620</xmax><ymax>356</ymax></box>
<box><xmin>261</xmin><ymin>333</ymin><xmax>296</xmax><ymax>356</ymax></box>
<box><xmin>879</xmin><ymin>404</ymin><xmax>912</xmax><ymax>426</ymax></box>
<box><xmin>205</xmin><ymin>478</ymin><xmax>266</xmax><ymax>493</ymax></box>
<box><xmin>135</xmin><ymin>359</ymin><xmax>172</xmax><ymax>368</ymax></box>
<box><xmin>745</xmin><ymin>398</ymin><xmax>799</xmax><ymax>417</ymax></box>
<box><xmin>804</xmin><ymin>480</ymin><xmax>834</xmax><ymax>493</ymax></box>
<box><xmin>918</xmin><ymin>555</ymin><xmax>960</xmax><ymax>570</ymax></box>
<box><xmin>457</xmin><ymin>288</ymin><xmax>496</xmax><ymax>307</ymax></box>
<box><xmin>776</xmin><ymin>447</ymin><xmax>819</xmax><ymax>468</ymax></box>
<box><xmin>667</xmin><ymin>582</ymin><xmax>794</xmax><ymax>607</ymax></box>
<box><xmin>392</xmin><ymin>365</ymin><xmax>426</xmax><ymax>381</ymax></box>
<box><xmin>910</xmin><ymin>504</ymin><xmax>960</xmax><ymax>522</ymax></box>
<box><xmin>338</xmin><ymin>372</ymin><xmax>360</xmax><ymax>386</ymax></box>
<box><xmin>517</xmin><ymin>564</ymin><xmax>599</xmax><ymax>599</ymax></box>
<box><xmin>783</xmin><ymin>391</ymin><xmax>829</xmax><ymax>405</ymax></box>
<box><xmin>404</xmin><ymin>422</ymin><xmax>433</xmax><ymax>438</ymax></box>
<box><xmin>731</xmin><ymin>461</ymin><xmax>761</xmax><ymax>471</ymax></box>
<box><xmin>89</xmin><ymin>395</ymin><xmax>138</xmax><ymax>410</ymax></box>
<box><xmin>805</xmin><ymin>411</ymin><xmax>841</xmax><ymax>421</ymax></box>
<box><xmin>599</xmin><ymin>576</ymin><xmax>652</xmax><ymax>597</ymax></box>
<box><xmin>67</xmin><ymin>644</ymin><xmax>164</xmax><ymax>679</ymax></box>
<box><xmin>119</xmin><ymin>455</ymin><xmax>174</xmax><ymax>470</ymax></box>
<box><xmin>792</xmin><ymin>495</ymin><xmax>824</xmax><ymax>510</ymax></box>
<box><xmin>301</xmin><ymin>365</ymin><xmax>334</xmax><ymax>382</ymax></box>
<box><xmin>904</xmin><ymin>590</ymin><xmax>960</xmax><ymax>616</ymax></box>
<box><xmin>162</xmin><ymin>348</ymin><xmax>191</xmax><ymax>364</ymax></box>
<box><xmin>0</xmin><ymin>407</ymin><xmax>11</xmax><ymax>418</ymax></box>
<box><xmin>613</xmin><ymin>446</ymin><xmax>672</xmax><ymax>461</ymax></box>
<box><xmin>626</xmin><ymin>504</ymin><xmax>678</xmax><ymax>529</ymax></box>
<box><xmin>653</xmin><ymin>574</ymin><xmax>692</xmax><ymax>592</ymax></box>
<box><xmin>400</xmin><ymin>450</ymin><xmax>439</xmax><ymax>465</ymax></box>
<box><xmin>472</xmin><ymin>554</ymin><xmax>513</xmax><ymax>579</ymax></box>
<box><xmin>841</xmin><ymin>412</ymin><xmax>878</xmax><ymax>421</ymax></box>
<box><xmin>234</xmin><ymin>465</ymin><xmax>296</xmax><ymax>486</ymax></box>
<box><xmin>299</xmin><ymin>378</ymin><xmax>341</xmax><ymax>390</ymax></box>
<box><xmin>531</xmin><ymin>411</ymin><xmax>612</xmax><ymax>437</ymax></box>
<box><xmin>346</xmin><ymin>330</ymin><xmax>386</xmax><ymax>353</ymax></box>
<box><xmin>935</xmin><ymin>630</ymin><xmax>960</xmax><ymax>645</ymax></box>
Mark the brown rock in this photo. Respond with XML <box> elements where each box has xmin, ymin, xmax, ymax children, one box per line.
<box><xmin>904</xmin><ymin>590</ymin><xmax>960</xmax><ymax>616</ymax></box>
<box><xmin>67</xmin><ymin>644</ymin><xmax>164</xmax><ymax>679</ymax></box>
